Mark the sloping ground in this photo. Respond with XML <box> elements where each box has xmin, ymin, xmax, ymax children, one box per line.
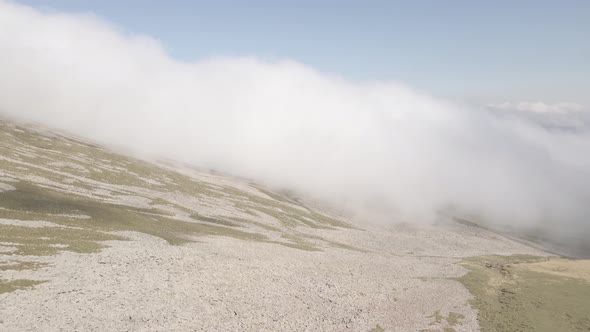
<box><xmin>0</xmin><ymin>118</ymin><xmax>354</xmax><ymax>258</ymax></box>
<box><xmin>459</xmin><ymin>256</ymin><xmax>590</xmax><ymax>331</ymax></box>
<box><xmin>0</xmin><ymin>118</ymin><xmax>587</xmax><ymax>331</ymax></box>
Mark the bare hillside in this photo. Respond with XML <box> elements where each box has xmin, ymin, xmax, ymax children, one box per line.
<box><xmin>1</xmin><ymin>119</ymin><xmax>588</xmax><ymax>331</ymax></box>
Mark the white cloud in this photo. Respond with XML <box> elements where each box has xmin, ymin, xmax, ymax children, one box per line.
<box><xmin>0</xmin><ymin>1</ymin><xmax>589</xmax><ymax>247</ymax></box>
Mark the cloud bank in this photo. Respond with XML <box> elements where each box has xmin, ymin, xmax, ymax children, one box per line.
<box><xmin>1</xmin><ymin>1</ymin><xmax>589</xmax><ymax>253</ymax></box>
<box><xmin>488</xmin><ymin>101</ymin><xmax>587</xmax><ymax>114</ymax></box>
<box><xmin>487</xmin><ymin>102</ymin><xmax>590</xmax><ymax>133</ymax></box>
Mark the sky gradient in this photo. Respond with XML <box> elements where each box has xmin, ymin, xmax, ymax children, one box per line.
<box><xmin>15</xmin><ymin>0</ymin><xmax>590</xmax><ymax>104</ymax></box>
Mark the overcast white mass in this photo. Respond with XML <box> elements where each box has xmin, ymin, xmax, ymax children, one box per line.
<box><xmin>1</xmin><ymin>1</ymin><xmax>589</xmax><ymax>244</ymax></box>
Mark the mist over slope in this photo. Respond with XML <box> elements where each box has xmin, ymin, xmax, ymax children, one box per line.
<box><xmin>1</xmin><ymin>0</ymin><xmax>589</xmax><ymax>243</ymax></box>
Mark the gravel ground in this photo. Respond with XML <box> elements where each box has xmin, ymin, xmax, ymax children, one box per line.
<box><xmin>0</xmin><ymin>221</ymin><xmax>545</xmax><ymax>332</ymax></box>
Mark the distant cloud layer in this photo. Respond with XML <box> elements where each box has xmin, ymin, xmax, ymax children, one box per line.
<box><xmin>0</xmin><ymin>1</ymin><xmax>589</xmax><ymax>248</ymax></box>
<box><xmin>487</xmin><ymin>102</ymin><xmax>590</xmax><ymax>133</ymax></box>
<box><xmin>488</xmin><ymin>101</ymin><xmax>587</xmax><ymax>113</ymax></box>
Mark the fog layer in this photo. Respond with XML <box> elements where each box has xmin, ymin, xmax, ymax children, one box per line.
<box><xmin>1</xmin><ymin>1</ymin><xmax>589</xmax><ymax>241</ymax></box>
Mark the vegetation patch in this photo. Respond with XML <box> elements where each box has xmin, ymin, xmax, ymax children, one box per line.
<box><xmin>458</xmin><ymin>255</ymin><xmax>590</xmax><ymax>331</ymax></box>
<box><xmin>325</xmin><ymin>240</ymin><xmax>367</xmax><ymax>252</ymax></box>
<box><xmin>0</xmin><ymin>260</ymin><xmax>48</xmax><ymax>271</ymax></box>
<box><xmin>426</xmin><ymin>310</ymin><xmax>464</xmax><ymax>328</ymax></box>
<box><xmin>278</xmin><ymin>234</ymin><xmax>322</xmax><ymax>252</ymax></box>
<box><xmin>271</xmin><ymin>241</ymin><xmax>323</xmax><ymax>252</ymax></box>
<box><xmin>0</xmin><ymin>224</ymin><xmax>122</xmax><ymax>256</ymax></box>
<box><xmin>224</xmin><ymin>186</ymin><xmax>349</xmax><ymax>229</ymax></box>
<box><xmin>0</xmin><ymin>182</ymin><xmax>267</xmax><ymax>247</ymax></box>
<box><xmin>190</xmin><ymin>213</ymin><xmax>241</xmax><ymax>227</ymax></box>
<box><xmin>368</xmin><ymin>324</ymin><xmax>384</xmax><ymax>332</ymax></box>
<box><xmin>0</xmin><ymin>279</ymin><xmax>47</xmax><ymax>294</ymax></box>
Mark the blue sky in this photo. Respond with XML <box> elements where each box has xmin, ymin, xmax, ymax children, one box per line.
<box><xmin>16</xmin><ymin>0</ymin><xmax>590</xmax><ymax>104</ymax></box>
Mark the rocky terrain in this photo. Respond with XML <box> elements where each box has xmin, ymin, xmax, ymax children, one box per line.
<box><xmin>0</xmin><ymin>118</ymin><xmax>588</xmax><ymax>331</ymax></box>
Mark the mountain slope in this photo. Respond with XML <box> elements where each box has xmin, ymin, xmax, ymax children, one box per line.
<box><xmin>1</xmin><ymin>117</ymin><xmax>587</xmax><ymax>331</ymax></box>
<box><xmin>0</xmin><ymin>117</ymin><xmax>355</xmax><ymax>257</ymax></box>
